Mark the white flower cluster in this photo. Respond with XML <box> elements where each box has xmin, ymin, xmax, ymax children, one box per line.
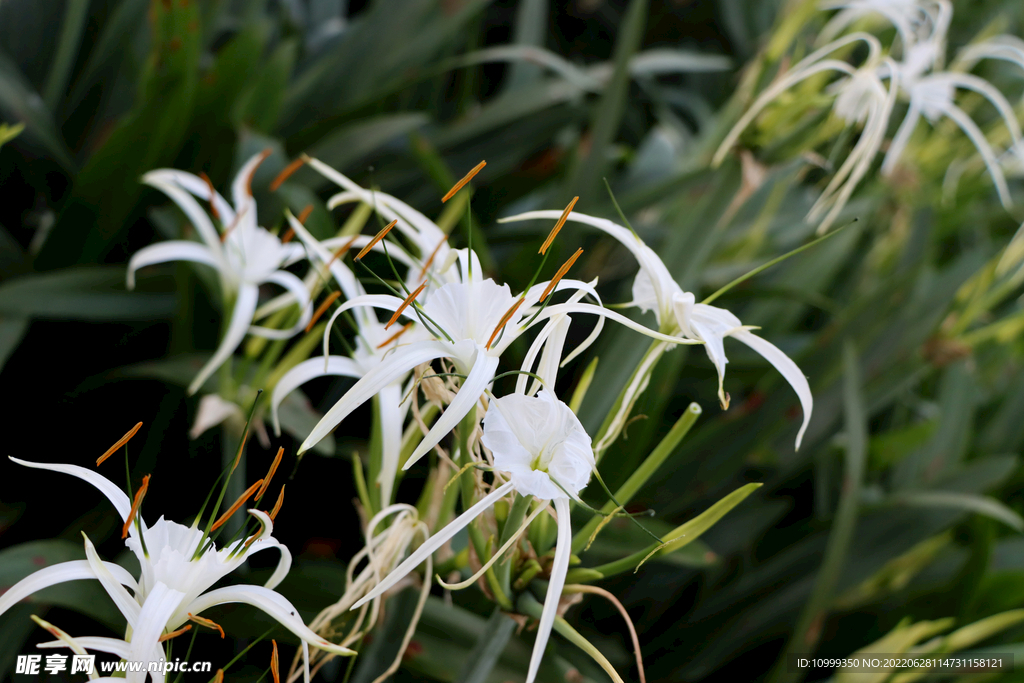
<box><xmin>4</xmin><ymin>151</ymin><xmax>815</xmax><ymax>682</ymax></box>
<box><xmin>715</xmin><ymin>0</ymin><xmax>1024</xmax><ymax>232</ymax></box>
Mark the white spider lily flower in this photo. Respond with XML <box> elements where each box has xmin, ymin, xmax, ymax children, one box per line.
<box><xmin>0</xmin><ymin>457</ymin><xmax>353</xmax><ymax>682</ymax></box>
<box><xmin>713</xmin><ymin>33</ymin><xmax>887</xmax><ymax>229</ymax></box>
<box><xmin>809</xmin><ymin>60</ymin><xmax>900</xmax><ymax>232</ymax></box>
<box><xmin>500</xmin><ymin>210</ymin><xmax>814</xmax><ymax>450</ymax></box>
<box><xmin>352</xmin><ymin>390</ymin><xmax>594</xmax><ymax>683</ymax></box>
<box><xmin>818</xmin><ymin>0</ymin><xmax>951</xmax><ymax>54</ymax></box>
<box><xmin>296</xmin><ymin>247</ymin><xmax>698</xmax><ymax>466</ymax></box>
<box><xmin>127</xmin><ymin>152</ymin><xmax>313</xmax><ymax>395</ymax></box>
<box><xmin>954</xmin><ymin>35</ymin><xmax>1024</xmax><ymax>93</ymax></box>
<box><xmin>880</xmin><ymin>66</ymin><xmax>1023</xmax><ymax>208</ymax></box>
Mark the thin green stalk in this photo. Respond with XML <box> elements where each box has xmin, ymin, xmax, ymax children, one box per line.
<box><xmin>573</xmin><ymin>403</ymin><xmax>701</xmax><ymax>552</ymax></box>
<box><xmin>768</xmin><ymin>341</ymin><xmax>866</xmax><ymax>683</ymax></box>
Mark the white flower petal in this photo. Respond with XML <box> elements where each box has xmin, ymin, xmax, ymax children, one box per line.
<box><xmin>300</xmin><ymin>340</ymin><xmax>455</xmax><ymax>455</ymax></box>
<box><xmin>352</xmin><ymin>481</ymin><xmax>515</xmax><ymax>609</ymax></box>
<box><xmin>83</xmin><ymin>534</ymin><xmax>142</xmax><ymax>629</ymax></box>
<box><xmin>376</xmin><ymin>383</ymin><xmax>406</xmax><ymax>507</ymax></box>
<box><xmin>189</xmin><ymin>394</ymin><xmax>243</xmax><ymax>440</ymax></box>
<box><xmin>141</xmin><ymin>174</ymin><xmax>225</xmax><ymax>254</ymax></box>
<box><xmin>9</xmin><ymin>458</ymin><xmax>132</xmax><ymax>521</ymax></box>
<box><xmin>270</xmin><ymin>356</ymin><xmax>364</xmax><ymax>435</ymax></box>
<box><xmin>403</xmin><ymin>350</ymin><xmax>500</xmax><ymax>470</ymax></box>
<box><xmin>248</xmin><ymin>270</ymin><xmax>313</xmax><ymax>339</ymax></box>
<box><xmin>36</xmin><ymin>635</ymin><xmax>131</xmax><ymax>658</ymax></box>
<box><xmin>126</xmin><ymin>581</ymin><xmax>184</xmax><ymax>683</ymax></box>
<box><xmin>144</xmin><ymin>169</ymin><xmax>235</xmax><ymax>226</ymax></box>
<box><xmin>526</xmin><ymin>497</ymin><xmax>573</xmax><ymax>683</ymax></box>
<box><xmin>321</xmin><ymin>293</ymin><xmax>408</xmax><ymax>360</ymax></box>
<box><xmin>187</xmin><ymin>283</ymin><xmax>259</xmax><ymax>396</ymax></box>
<box><xmin>529</xmin><ymin>302</ymin><xmax>702</xmax><ymax>346</ymax></box>
<box><xmin>0</xmin><ymin>559</ymin><xmax>137</xmax><ymax>618</ymax></box>
<box><xmin>187</xmin><ymin>584</ymin><xmax>356</xmax><ymax>656</ymax></box>
<box><xmin>732</xmin><ymin>330</ymin><xmax>813</xmax><ymax>450</ymax></box>
<box><xmin>126</xmin><ymin>241</ymin><xmax>219</xmax><ymax>290</ymax></box>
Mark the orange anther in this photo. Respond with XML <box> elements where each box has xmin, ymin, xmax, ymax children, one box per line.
<box><xmin>327</xmin><ymin>236</ymin><xmax>360</xmax><ymax>268</ymax></box>
<box><xmin>210</xmin><ymin>479</ymin><xmax>264</xmax><ymax>532</ymax></box>
<box><xmin>231</xmin><ymin>426</ymin><xmax>249</xmax><ymax>473</ymax></box>
<box><xmin>269</xmin><ymin>157</ymin><xmax>307</xmax><ymax>191</ymax></box>
<box><xmin>122</xmin><ymin>474</ymin><xmax>151</xmax><ymax>539</ymax></box>
<box><xmin>213</xmin><ymin>670</ymin><xmax>224</xmax><ymax>683</ymax></box>
<box><xmin>296</xmin><ymin>204</ymin><xmax>314</xmax><ymax>225</ymax></box>
<box><xmin>97</xmin><ymin>422</ymin><xmax>143</xmax><ymax>467</ymax></box>
<box><xmin>199</xmin><ymin>172</ymin><xmax>220</xmax><ymax>220</ymax></box>
<box><xmin>539</xmin><ymin>248</ymin><xmax>584</xmax><ymax>303</ymax></box>
<box><xmin>418</xmin><ymin>236</ymin><xmax>448</xmax><ymax>280</ymax></box>
<box><xmin>377</xmin><ymin>322</ymin><xmax>413</xmax><ymax>349</ymax></box>
<box><xmin>188</xmin><ymin>613</ymin><xmax>225</xmax><ymax>639</ymax></box>
<box><xmin>306</xmin><ymin>291</ymin><xmax>342</xmax><ymax>333</ymax></box>
<box><xmin>486</xmin><ymin>297</ymin><xmax>525</xmax><ymax>350</ymax></box>
<box><xmin>256</xmin><ymin>447</ymin><xmax>284</xmax><ymax>501</ymax></box>
<box><xmin>269</xmin><ymin>485</ymin><xmax>285</xmax><ymax>522</ymax></box>
<box><xmin>271</xmin><ymin>640</ymin><xmax>281</xmax><ymax>683</ymax></box>
<box><xmin>280</xmin><ymin>227</ymin><xmax>296</xmax><ymax>244</ymax></box>
<box><xmin>385</xmin><ymin>282</ymin><xmax>427</xmax><ymax>330</ymax></box>
<box><xmin>158</xmin><ymin>624</ymin><xmax>192</xmax><ymax>642</ymax></box>
<box><xmin>355</xmin><ymin>219</ymin><xmax>398</xmax><ymax>260</ymax></box>
<box><xmin>539</xmin><ymin>196</ymin><xmax>578</xmax><ymax>255</ymax></box>
<box><xmin>442</xmin><ymin>161</ymin><xmax>486</xmax><ymax>203</ymax></box>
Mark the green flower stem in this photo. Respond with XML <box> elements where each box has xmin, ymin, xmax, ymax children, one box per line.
<box><xmin>458</xmin><ymin>407</ymin><xmax>489</xmax><ymax>564</ymax></box>
<box><xmin>573</xmin><ymin>402</ymin><xmax>702</xmax><ymax>553</ymax></box>
<box><xmin>591</xmin><ymin>338</ymin><xmax>667</xmax><ymax>461</ymax></box>
<box><xmin>517</xmin><ymin>593</ymin><xmax>625</xmax><ymax>683</ymax></box>
<box><xmin>496</xmin><ymin>493</ymin><xmax>532</xmax><ymax>596</ymax></box>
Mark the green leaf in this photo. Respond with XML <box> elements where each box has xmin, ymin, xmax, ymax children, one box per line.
<box><xmin>0</xmin><ymin>51</ymin><xmax>74</xmax><ymax>168</ymax></box>
<box><xmin>456</xmin><ymin>607</ymin><xmax>517</xmax><ymax>683</ymax></box>
<box><xmin>0</xmin><ymin>267</ymin><xmax>176</xmax><ymax>320</ymax></box>
<box><xmin>890</xmin><ymin>491</ymin><xmax>1024</xmax><ymax>532</ymax></box>
<box><xmin>233</xmin><ymin>38</ymin><xmax>298</xmax><ymax>133</ymax></box>
<box><xmin>590</xmin><ymin>482</ymin><xmax>761</xmax><ymax>577</ymax></box>
<box><xmin>565</xmin><ymin>0</ymin><xmax>648</xmax><ymax>205</ymax></box>
<box><xmin>42</xmin><ymin>0</ymin><xmax>90</xmax><ymax>110</ymax></box>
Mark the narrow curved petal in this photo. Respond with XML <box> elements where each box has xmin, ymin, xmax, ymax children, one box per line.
<box><xmin>352</xmin><ymin>481</ymin><xmax>515</xmax><ymax>609</ymax></box>
<box><xmin>731</xmin><ymin>330</ymin><xmax>813</xmax><ymax>450</ymax></box>
<box><xmin>83</xmin><ymin>534</ymin><xmax>142</xmax><ymax>629</ymax></box>
<box><xmin>403</xmin><ymin>351</ymin><xmax>500</xmax><ymax>470</ymax></box>
<box><xmin>881</xmin><ymin>101</ymin><xmax>922</xmax><ymax>175</ymax></box>
<box><xmin>0</xmin><ymin>559</ymin><xmax>137</xmax><ymax>618</ymax></box>
<box><xmin>144</xmin><ymin>169</ymin><xmax>235</xmax><ymax>226</ymax></box>
<box><xmin>36</xmin><ymin>635</ymin><xmax>132</xmax><ymax>659</ymax></box>
<box><xmin>321</xmin><ymin>293</ymin><xmax>408</xmax><ymax>359</ymax></box>
<box><xmin>376</xmin><ymin>383</ymin><xmax>405</xmax><ymax>507</ymax></box>
<box><xmin>186</xmin><ymin>584</ymin><xmax>356</xmax><ymax>656</ymax></box>
<box><xmin>249</xmin><ymin>270</ymin><xmax>313</xmax><ymax>339</ymax></box>
<box><xmin>529</xmin><ymin>303</ymin><xmax>703</xmax><ymax>346</ymax></box>
<box><xmin>9</xmin><ymin>458</ymin><xmax>132</xmax><ymax>521</ymax></box>
<box><xmin>270</xmin><ymin>356</ymin><xmax>364</xmax><ymax>435</ymax></box>
<box><xmin>285</xmin><ymin>212</ymin><xmax>364</xmax><ymax>299</ymax></box>
<box><xmin>526</xmin><ymin>497</ymin><xmax>573</xmax><ymax>683</ymax></box>
<box><xmin>187</xmin><ymin>283</ymin><xmax>259</xmax><ymax>396</ymax></box>
<box><xmin>300</xmin><ymin>340</ymin><xmax>455</xmax><ymax>455</ymax></box>
<box><xmin>126</xmin><ymin>582</ymin><xmax>184</xmax><ymax>683</ymax></box>
<box><xmin>942</xmin><ymin>102</ymin><xmax>1014</xmax><ymax>208</ymax></box>
<box><xmin>141</xmin><ymin>174</ymin><xmax>224</xmax><ymax>254</ymax></box>
<box><xmin>233</xmin><ymin>510</ymin><xmax>293</xmax><ymax>591</ymax></box>
<box><xmin>126</xmin><ymin>242</ymin><xmax>219</xmax><ymax>290</ymax></box>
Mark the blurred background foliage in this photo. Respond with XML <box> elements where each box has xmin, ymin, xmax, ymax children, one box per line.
<box><xmin>3</xmin><ymin>0</ymin><xmax>1024</xmax><ymax>682</ymax></box>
